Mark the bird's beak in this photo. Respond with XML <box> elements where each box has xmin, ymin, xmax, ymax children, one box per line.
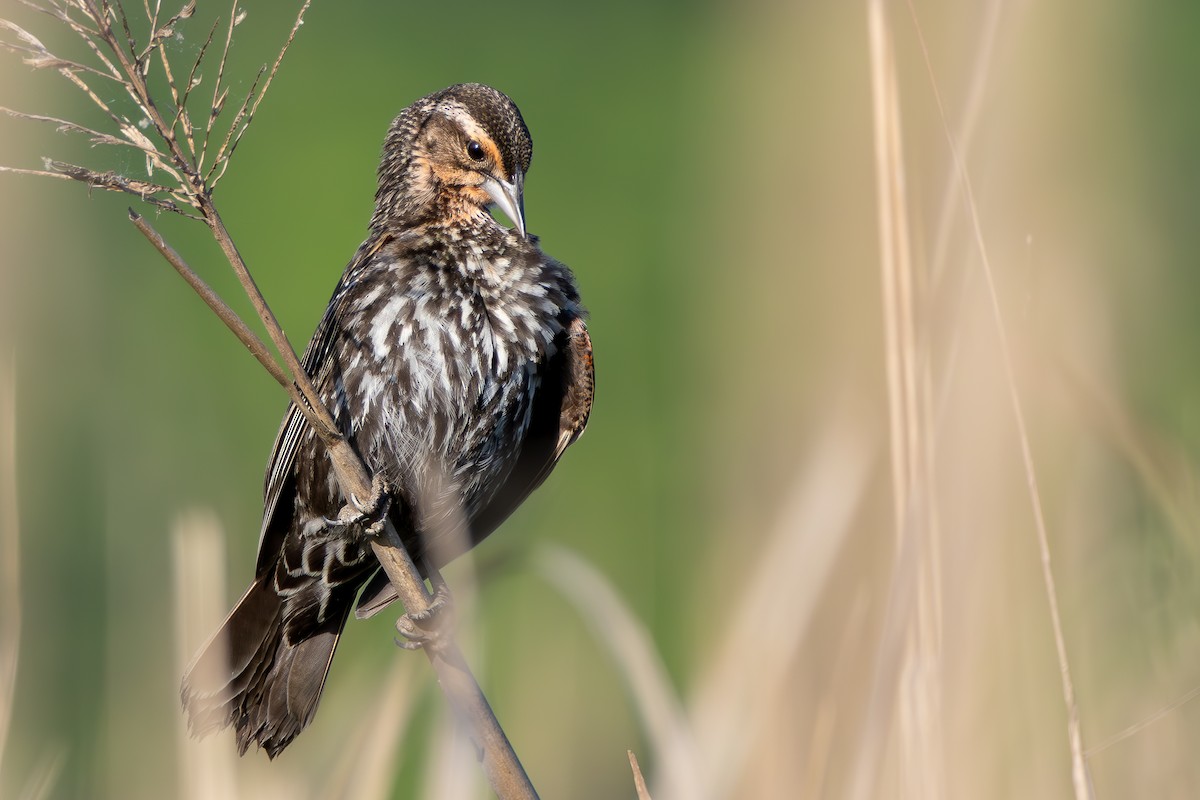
<box><xmin>483</xmin><ymin>171</ymin><xmax>526</xmax><ymax>238</ymax></box>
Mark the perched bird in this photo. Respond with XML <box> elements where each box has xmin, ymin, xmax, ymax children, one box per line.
<box><xmin>181</xmin><ymin>83</ymin><xmax>594</xmax><ymax>758</ymax></box>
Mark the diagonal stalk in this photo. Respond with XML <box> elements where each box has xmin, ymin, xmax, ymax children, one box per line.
<box><xmin>195</xmin><ymin>200</ymin><xmax>340</xmax><ymax>441</ymax></box>
<box><xmin>128</xmin><ymin>210</ymin><xmax>291</xmax><ymax>391</ymax></box>
<box><xmin>189</xmin><ymin>200</ymin><xmax>539</xmax><ymax>799</ymax></box>
<box><xmin>129</xmin><ymin>210</ymin><xmax>540</xmax><ymax>797</ymax></box>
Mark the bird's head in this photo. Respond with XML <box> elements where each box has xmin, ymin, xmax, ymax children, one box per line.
<box><xmin>373</xmin><ymin>83</ymin><xmax>533</xmax><ymax>238</ymax></box>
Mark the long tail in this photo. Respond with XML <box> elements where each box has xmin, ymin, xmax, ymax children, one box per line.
<box><xmin>180</xmin><ymin>576</ymin><xmax>351</xmax><ymax>758</ymax></box>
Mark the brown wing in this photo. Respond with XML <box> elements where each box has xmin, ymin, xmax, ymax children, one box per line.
<box><xmin>253</xmin><ymin>311</ymin><xmax>336</xmax><ymax>577</ymax></box>
<box><xmin>467</xmin><ymin>313</ymin><xmax>594</xmax><ymax>544</ymax></box>
<box><xmin>355</xmin><ymin>314</ymin><xmax>594</xmax><ymax>618</ymax></box>
<box><xmin>554</xmin><ymin>316</ymin><xmax>595</xmax><ymax>459</ymax></box>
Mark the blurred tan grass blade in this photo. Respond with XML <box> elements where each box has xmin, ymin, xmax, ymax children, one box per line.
<box><xmin>410</xmin><ymin>471</ymin><xmax>487</xmax><ymax>800</ymax></box>
<box><xmin>16</xmin><ymin>746</ymin><xmax>64</xmax><ymax>800</ymax></box>
<box><xmin>866</xmin><ymin>2</ymin><xmax>944</xmax><ymax>797</ymax></box>
<box><xmin>628</xmin><ymin>750</ymin><xmax>653</xmax><ymax>800</ymax></box>
<box><xmin>321</xmin><ymin>658</ymin><xmax>421</xmax><ymax>800</ymax></box>
<box><xmin>172</xmin><ymin>510</ymin><xmax>238</xmax><ymax>800</ymax></box>
<box><xmin>535</xmin><ymin>544</ymin><xmax>702</xmax><ymax>800</ymax></box>
<box><xmin>0</xmin><ymin>353</ymin><xmax>19</xmax><ymax>782</ymax></box>
<box><xmin>421</xmin><ymin>708</ymin><xmax>486</xmax><ymax>800</ymax></box>
<box><xmin>900</xmin><ymin>1</ymin><xmax>1095</xmax><ymax>796</ymax></box>
<box><xmin>928</xmin><ymin>0</ymin><xmax>1006</xmax><ymax>289</ymax></box>
<box><xmin>690</xmin><ymin>422</ymin><xmax>872</xmax><ymax>800</ymax></box>
<box><xmin>847</xmin><ymin>505</ymin><xmax>930</xmax><ymax>800</ymax></box>
<box><xmin>1085</xmin><ymin>684</ymin><xmax>1200</xmax><ymax>756</ymax></box>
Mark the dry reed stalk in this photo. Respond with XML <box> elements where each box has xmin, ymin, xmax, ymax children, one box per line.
<box><xmin>900</xmin><ymin>1</ymin><xmax>1095</xmax><ymax>796</ymax></box>
<box><xmin>172</xmin><ymin>511</ymin><xmax>238</xmax><ymax>800</ymax></box>
<box><xmin>0</xmin><ymin>354</ymin><xmax>19</xmax><ymax>785</ymax></box>
<box><xmin>628</xmin><ymin>751</ymin><xmax>653</xmax><ymax>800</ymax></box>
<box><xmin>693</xmin><ymin>423</ymin><xmax>870</xmax><ymax>799</ymax></box>
<box><xmin>865</xmin><ymin>2</ymin><xmax>944</xmax><ymax>797</ymax></box>
<box><xmin>536</xmin><ymin>421</ymin><xmax>869</xmax><ymax>800</ymax></box>
<box><xmin>928</xmin><ymin>0</ymin><xmax>1006</xmax><ymax>290</ymax></box>
<box><xmin>421</xmin><ymin>710</ymin><xmax>484</xmax><ymax>800</ymax></box>
<box><xmin>14</xmin><ymin>748</ymin><xmax>64</xmax><ymax>800</ymax></box>
<box><xmin>319</xmin><ymin>658</ymin><xmax>420</xmax><ymax>800</ymax></box>
<box><xmin>535</xmin><ymin>545</ymin><xmax>701</xmax><ymax>799</ymax></box>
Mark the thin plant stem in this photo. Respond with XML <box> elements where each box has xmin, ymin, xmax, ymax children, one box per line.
<box><xmin>865</xmin><ymin>3</ymin><xmax>944</xmax><ymax>796</ymax></box>
<box><xmin>0</xmin><ymin>355</ymin><xmax>20</xmax><ymax>778</ymax></box>
<box><xmin>208</xmin><ymin>0</ymin><xmax>310</xmax><ymax>187</ymax></box>
<box><xmin>128</xmin><ymin>210</ymin><xmax>292</xmax><ymax>392</ymax></box>
<box><xmin>195</xmin><ymin>200</ymin><xmax>341</xmax><ymax>441</ymax></box>
<box><xmin>1084</xmin><ymin>684</ymin><xmax>1200</xmax><ymax>756</ymax></box>
<box><xmin>901</xmin><ymin>1</ymin><xmax>1094</xmax><ymax>796</ymax></box>
<box><xmin>629</xmin><ymin>751</ymin><xmax>653</xmax><ymax>800</ymax></box>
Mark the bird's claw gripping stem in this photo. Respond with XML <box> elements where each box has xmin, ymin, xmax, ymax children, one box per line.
<box><xmin>395</xmin><ymin>578</ymin><xmax>454</xmax><ymax>653</ymax></box>
<box><xmin>332</xmin><ymin>473</ymin><xmax>392</xmax><ymax>539</ymax></box>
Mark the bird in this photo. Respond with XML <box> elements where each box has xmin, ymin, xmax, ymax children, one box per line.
<box><xmin>180</xmin><ymin>83</ymin><xmax>594</xmax><ymax>758</ymax></box>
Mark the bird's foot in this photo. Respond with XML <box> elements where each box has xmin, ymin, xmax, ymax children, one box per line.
<box><xmin>304</xmin><ymin>474</ymin><xmax>392</xmax><ymax>541</ymax></box>
<box><xmin>395</xmin><ymin>579</ymin><xmax>454</xmax><ymax>653</ymax></box>
<box><xmin>333</xmin><ymin>473</ymin><xmax>393</xmax><ymax>539</ymax></box>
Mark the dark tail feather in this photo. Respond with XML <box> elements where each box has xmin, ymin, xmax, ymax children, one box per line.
<box><xmin>181</xmin><ymin>577</ymin><xmax>350</xmax><ymax>758</ymax></box>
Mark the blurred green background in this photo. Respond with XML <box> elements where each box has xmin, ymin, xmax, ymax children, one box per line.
<box><xmin>2</xmin><ymin>1</ymin><xmax>1200</xmax><ymax>798</ymax></box>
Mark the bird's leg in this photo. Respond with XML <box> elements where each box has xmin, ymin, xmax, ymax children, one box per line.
<box><xmin>395</xmin><ymin>564</ymin><xmax>455</xmax><ymax>652</ymax></box>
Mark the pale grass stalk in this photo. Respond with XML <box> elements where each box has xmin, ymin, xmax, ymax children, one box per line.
<box><xmin>0</xmin><ymin>165</ymin><xmax>75</xmax><ymax>183</ymax></box>
<box><xmin>802</xmin><ymin>594</ymin><xmax>868</xmax><ymax>799</ymax></box>
<box><xmin>15</xmin><ymin>748</ymin><xmax>64</xmax><ymax>800</ymax></box>
<box><xmin>628</xmin><ymin>751</ymin><xmax>653</xmax><ymax>800</ymax></box>
<box><xmin>139</xmin><ymin>5</ymin><xmax>202</xmax><ymax>79</ymax></box>
<box><xmin>172</xmin><ymin>511</ymin><xmax>238</xmax><ymax>800</ymax></box>
<box><xmin>196</xmin><ymin>0</ymin><xmax>242</xmax><ymax>174</ymax></box>
<box><xmin>902</xmin><ymin>2</ymin><xmax>1095</xmax><ymax>796</ymax></box>
<box><xmin>924</xmin><ymin>0</ymin><xmax>1006</xmax><ymax>457</ymax></box>
<box><xmin>0</xmin><ymin>354</ymin><xmax>18</xmax><ymax>779</ymax></box>
<box><xmin>421</xmin><ymin>712</ymin><xmax>484</xmax><ymax>800</ymax></box>
<box><xmin>847</xmin><ymin>500</ymin><xmax>924</xmax><ymax>800</ymax></box>
<box><xmin>869</xmin><ymin>0</ymin><xmax>910</xmax><ymax>542</ymax></box>
<box><xmin>320</xmin><ymin>658</ymin><xmax>421</xmax><ymax>800</ymax></box>
<box><xmin>927</xmin><ymin>0</ymin><xmax>1006</xmax><ymax>289</ymax></box>
<box><xmin>127</xmin><ymin>211</ymin><xmax>291</xmax><ymax>388</ymax></box>
<box><xmin>1085</xmin><ymin>683</ymin><xmax>1200</xmax><ymax>756</ymax></box>
<box><xmin>535</xmin><ymin>545</ymin><xmax>702</xmax><ymax>800</ymax></box>
<box><xmin>0</xmin><ymin>107</ymin><xmax>138</xmax><ymax>149</ymax></box>
<box><xmin>800</xmin><ymin>697</ymin><xmax>838</xmax><ymax>800</ymax></box>
<box><xmin>172</xmin><ymin>18</ymin><xmax>219</xmax><ymax>160</ymax></box>
<box><xmin>865</xmin><ymin>1</ymin><xmax>944</xmax><ymax>797</ymax></box>
<box><xmin>689</xmin><ymin>422</ymin><xmax>871</xmax><ymax>800</ymax></box>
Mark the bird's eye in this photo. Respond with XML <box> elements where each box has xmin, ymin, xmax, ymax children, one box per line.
<box><xmin>466</xmin><ymin>140</ymin><xmax>486</xmax><ymax>162</ymax></box>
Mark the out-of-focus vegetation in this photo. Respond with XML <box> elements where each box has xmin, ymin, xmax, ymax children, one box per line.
<box><xmin>2</xmin><ymin>1</ymin><xmax>1199</xmax><ymax>798</ymax></box>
